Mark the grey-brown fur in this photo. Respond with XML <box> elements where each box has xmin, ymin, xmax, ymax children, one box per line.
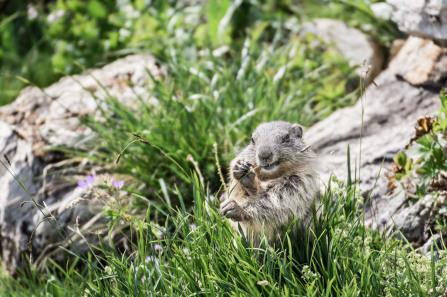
<box><xmin>220</xmin><ymin>121</ymin><xmax>320</xmax><ymax>245</ymax></box>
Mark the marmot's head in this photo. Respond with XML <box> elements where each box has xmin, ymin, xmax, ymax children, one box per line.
<box><xmin>249</xmin><ymin>121</ymin><xmax>311</xmax><ymax>179</ymax></box>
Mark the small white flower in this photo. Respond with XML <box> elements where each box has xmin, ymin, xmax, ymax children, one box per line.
<box><xmin>47</xmin><ymin>9</ymin><xmax>64</xmax><ymax>23</ymax></box>
<box><xmin>55</xmin><ymin>10</ymin><xmax>64</xmax><ymax>18</ymax></box>
<box><xmin>27</xmin><ymin>5</ymin><xmax>38</xmax><ymax>20</ymax></box>
<box><xmin>119</xmin><ymin>28</ymin><xmax>131</xmax><ymax>38</ymax></box>
<box><xmin>104</xmin><ymin>266</ymin><xmax>113</xmax><ymax>275</ymax></box>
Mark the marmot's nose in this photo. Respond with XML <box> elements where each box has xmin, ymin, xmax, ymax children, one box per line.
<box><xmin>258</xmin><ymin>149</ymin><xmax>273</xmax><ymax>163</ymax></box>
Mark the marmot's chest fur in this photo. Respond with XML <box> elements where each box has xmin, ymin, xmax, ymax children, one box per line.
<box><xmin>220</xmin><ymin>121</ymin><xmax>320</xmax><ymax>244</ymax></box>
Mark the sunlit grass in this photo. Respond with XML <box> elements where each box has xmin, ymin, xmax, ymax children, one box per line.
<box><xmin>0</xmin><ymin>1</ymin><xmax>419</xmax><ymax>296</ymax></box>
<box><xmin>3</xmin><ymin>165</ymin><xmax>446</xmax><ymax>296</ymax></box>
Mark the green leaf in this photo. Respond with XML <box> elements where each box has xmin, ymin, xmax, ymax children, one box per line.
<box><xmin>207</xmin><ymin>0</ymin><xmax>232</xmax><ymax>45</ymax></box>
<box><xmin>87</xmin><ymin>0</ymin><xmax>107</xmax><ymax>19</ymax></box>
<box><xmin>440</xmin><ymin>90</ymin><xmax>447</xmax><ymax>109</ymax></box>
<box><xmin>404</xmin><ymin>158</ymin><xmax>413</xmax><ymax>173</ymax></box>
<box><xmin>410</xmin><ymin>135</ymin><xmax>435</xmax><ymax>161</ymax></box>
<box><xmin>393</xmin><ymin>152</ymin><xmax>407</xmax><ymax>167</ymax></box>
<box><xmin>66</xmin><ymin>0</ymin><xmax>85</xmax><ymax>12</ymax></box>
<box><xmin>134</xmin><ymin>0</ymin><xmax>146</xmax><ymax>11</ymax></box>
<box><xmin>395</xmin><ymin>173</ymin><xmax>404</xmax><ymax>180</ymax></box>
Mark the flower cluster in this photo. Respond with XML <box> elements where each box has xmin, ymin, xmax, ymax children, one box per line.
<box><xmin>301</xmin><ymin>265</ymin><xmax>320</xmax><ymax>283</ymax></box>
<box><xmin>378</xmin><ymin>247</ymin><xmax>447</xmax><ymax>295</ymax></box>
<box><xmin>70</xmin><ymin>174</ymin><xmax>134</xmax><ymax>227</ymax></box>
<box><xmin>77</xmin><ymin>175</ymin><xmax>125</xmax><ymax>192</ymax></box>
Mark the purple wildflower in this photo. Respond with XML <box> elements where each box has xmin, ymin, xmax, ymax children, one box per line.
<box><xmin>112</xmin><ymin>179</ymin><xmax>124</xmax><ymax>189</ymax></box>
<box><xmin>206</xmin><ymin>195</ymin><xmax>215</xmax><ymax>202</ymax></box>
<box><xmin>78</xmin><ymin>175</ymin><xmax>94</xmax><ymax>190</ymax></box>
<box><xmin>145</xmin><ymin>256</ymin><xmax>155</xmax><ymax>263</ymax></box>
<box><xmin>154</xmin><ymin>244</ymin><xmax>163</xmax><ymax>252</ymax></box>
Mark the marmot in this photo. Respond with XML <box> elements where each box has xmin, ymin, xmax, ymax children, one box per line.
<box><xmin>220</xmin><ymin>121</ymin><xmax>320</xmax><ymax>245</ymax></box>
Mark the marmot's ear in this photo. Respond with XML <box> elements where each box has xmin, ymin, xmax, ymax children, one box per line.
<box><xmin>290</xmin><ymin>124</ymin><xmax>303</xmax><ymax>138</ymax></box>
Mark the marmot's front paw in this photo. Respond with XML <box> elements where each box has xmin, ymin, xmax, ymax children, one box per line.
<box><xmin>220</xmin><ymin>199</ymin><xmax>244</xmax><ymax>221</ymax></box>
<box><xmin>233</xmin><ymin>160</ymin><xmax>255</xmax><ymax>186</ymax></box>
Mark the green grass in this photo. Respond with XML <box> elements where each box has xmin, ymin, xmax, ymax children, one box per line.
<box><xmin>1</xmin><ymin>1</ymin><xmax>430</xmax><ymax>296</ymax></box>
<box><xmin>46</xmin><ymin>0</ymin><xmax>398</xmax><ymax>216</ymax></box>
<box><xmin>0</xmin><ymin>0</ymin><xmax>398</xmax><ymax>106</ymax></box>
<box><xmin>70</xmin><ymin>25</ymin><xmax>359</xmax><ymax>217</ymax></box>
<box><xmin>3</xmin><ymin>163</ymin><xmax>447</xmax><ymax>296</ymax></box>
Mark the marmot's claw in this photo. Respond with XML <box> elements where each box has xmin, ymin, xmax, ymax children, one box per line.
<box><xmin>242</xmin><ymin>162</ymin><xmax>252</xmax><ymax>171</ymax></box>
<box><xmin>220</xmin><ymin>199</ymin><xmax>243</xmax><ymax>221</ymax></box>
<box><xmin>233</xmin><ymin>160</ymin><xmax>255</xmax><ymax>184</ymax></box>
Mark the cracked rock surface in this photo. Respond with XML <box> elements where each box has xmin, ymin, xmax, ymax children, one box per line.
<box><xmin>306</xmin><ymin>67</ymin><xmax>441</xmax><ymax>244</ymax></box>
<box><xmin>0</xmin><ymin>54</ymin><xmax>162</xmax><ymax>274</ymax></box>
<box><xmin>307</xmin><ymin>69</ymin><xmax>440</xmax><ymax>199</ymax></box>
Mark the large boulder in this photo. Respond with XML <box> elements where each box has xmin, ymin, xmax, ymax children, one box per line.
<box><xmin>306</xmin><ymin>33</ymin><xmax>446</xmax><ymax>244</ymax></box>
<box><xmin>0</xmin><ymin>54</ymin><xmax>163</xmax><ymax>274</ymax></box>
<box><xmin>387</xmin><ymin>0</ymin><xmax>447</xmax><ymax>45</ymax></box>
<box><xmin>306</xmin><ymin>69</ymin><xmax>440</xmax><ymax>200</ymax></box>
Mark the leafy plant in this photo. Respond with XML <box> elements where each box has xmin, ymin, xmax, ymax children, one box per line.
<box><xmin>392</xmin><ymin>151</ymin><xmax>414</xmax><ymax>181</ymax></box>
<box><xmin>390</xmin><ymin>90</ymin><xmax>447</xmax><ymax>198</ymax></box>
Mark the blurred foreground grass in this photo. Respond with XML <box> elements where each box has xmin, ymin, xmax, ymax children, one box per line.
<box><xmin>0</xmin><ymin>0</ymin><xmax>398</xmax><ymax>105</ymax></box>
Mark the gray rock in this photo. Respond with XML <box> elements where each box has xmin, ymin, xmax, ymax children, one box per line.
<box><xmin>0</xmin><ymin>54</ymin><xmax>163</xmax><ymax>274</ymax></box>
<box><xmin>306</xmin><ymin>49</ymin><xmax>445</xmax><ymax>243</ymax></box>
<box><xmin>305</xmin><ymin>67</ymin><xmax>442</xmax><ymax>244</ymax></box>
<box><xmin>386</xmin><ymin>194</ymin><xmax>434</xmax><ymax>242</ymax></box>
<box><xmin>301</xmin><ymin>18</ymin><xmax>384</xmax><ymax>80</ymax></box>
<box><xmin>371</xmin><ymin>2</ymin><xmax>393</xmax><ymax>20</ymax></box>
<box><xmin>389</xmin><ymin>36</ymin><xmax>447</xmax><ymax>87</ymax></box>
<box><xmin>306</xmin><ymin>69</ymin><xmax>440</xmax><ymax>202</ymax></box>
<box><xmin>418</xmin><ymin>233</ymin><xmax>447</xmax><ymax>255</ymax></box>
<box><xmin>387</xmin><ymin>0</ymin><xmax>447</xmax><ymax>44</ymax></box>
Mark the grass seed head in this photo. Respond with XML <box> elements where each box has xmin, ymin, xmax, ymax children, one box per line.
<box><xmin>115</xmin><ymin>154</ymin><xmax>121</xmax><ymax>165</ymax></box>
